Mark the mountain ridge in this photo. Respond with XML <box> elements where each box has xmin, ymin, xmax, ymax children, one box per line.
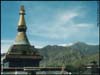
<box><xmin>1</xmin><ymin>42</ymin><xmax>99</xmax><ymax>67</ymax></box>
<box><xmin>38</xmin><ymin>42</ymin><xmax>99</xmax><ymax>67</ymax></box>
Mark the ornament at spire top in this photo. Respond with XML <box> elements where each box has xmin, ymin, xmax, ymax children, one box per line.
<box><xmin>19</xmin><ymin>5</ymin><xmax>25</xmax><ymax>15</ymax></box>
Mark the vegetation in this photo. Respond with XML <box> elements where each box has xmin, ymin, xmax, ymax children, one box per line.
<box><xmin>38</xmin><ymin>42</ymin><xmax>99</xmax><ymax>67</ymax></box>
<box><xmin>1</xmin><ymin>42</ymin><xmax>99</xmax><ymax>74</ymax></box>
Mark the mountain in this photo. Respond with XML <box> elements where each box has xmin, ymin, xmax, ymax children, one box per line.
<box><xmin>1</xmin><ymin>42</ymin><xmax>99</xmax><ymax>68</ymax></box>
<box><xmin>38</xmin><ymin>42</ymin><xmax>99</xmax><ymax>67</ymax></box>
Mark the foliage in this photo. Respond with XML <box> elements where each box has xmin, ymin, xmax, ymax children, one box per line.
<box><xmin>39</xmin><ymin>42</ymin><xmax>99</xmax><ymax>67</ymax></box>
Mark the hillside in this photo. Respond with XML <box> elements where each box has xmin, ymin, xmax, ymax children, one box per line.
<box><xmin>39</xmin><ymin>42</ymin><xmax>99</xmax><ymax>67</ymax></box>
<box><xmin>1</xmin><ymin>42</ymin><xmax>99</xmax><ymax>67</ymax></box>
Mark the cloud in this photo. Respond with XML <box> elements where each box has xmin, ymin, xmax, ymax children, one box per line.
<box><xmin>75</xmin><ymin>24</ymin><xmax>92</xmax><ymax>28</ymax></box>
<box><xmin>58</xmin><ymin>42</ymin><xmax>74</xmax><ymax>47</ymax></box>
<box><xmin>30</xmin><ymin>40</ymin><xmax>49</xmax><ymax>48</ymax></box>
<box><xmin>28</xmin><ymin>7</ymin><xmax>92</xmax><ymax>40</ymax></box>
<box><xmin>1</xmin><ymin>40</ymin><xmax>13</xmax><ymax>53</ymax></box>
<box><xmin>56</xmin><ymin>10</ymin><xmax>79</xmax><ymax>25</ymax></box>
<box><xmin>1</xmin><ymin>44</ymin><xmax>10</xmax><ymax>53</ymax></box>
<box><xmin>1</xmin><ymin>39</ymin><xmax>13</xmax><ymax>44</ymax></box>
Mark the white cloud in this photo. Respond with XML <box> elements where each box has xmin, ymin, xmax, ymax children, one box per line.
<box><xmin>30</xmin><ymin>40</ymin><xmax>48</xmax><ymax>48</ymax></box>
<box><xmin>1</xmin><ymin>44</ymin><xmax>10</xmax><ymax>53</ymax></box>
<box><xmin>75</xmin><ymin>24</ymin><xmax>93</xmax><ymax>28</ymax></box>
<box><xmin>1</xmin><ymin>39</ymin><xmax>13</xmax><ymax>43</ymax></box>
<box><xmin>28</xmin><ymin>7</ymin><xmax>84</xmax><ymax>39</ymax></box>
<box><xmin>29</xmin><ymin>6</ymin><xmax>93</xmax><ymax>39</ymax></box>
<box><xmin>1</xmin><ymin>40</ymin><xmax>13</xmax><ymax>53</ymax></box>
<box><xmin>57</xmin><ymin>11</ymin><xmax>79</xmax><ymax>25</ymax></box>
<box><xmin>58</xmin><ymin>42</ymin><xmax>74</xmax><ymax>47</ymax></box>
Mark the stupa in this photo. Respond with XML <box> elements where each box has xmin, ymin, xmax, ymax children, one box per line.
<box><xmin>3</xmin><ymin>5</ymin><xmax>43</xmax><ymax>68</ymax></box>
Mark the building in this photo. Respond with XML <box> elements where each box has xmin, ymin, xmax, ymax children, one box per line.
<box><xmin>2</xmin><ymin>5</ymin><xmax>43</xmax><ymax>74</ymax></box>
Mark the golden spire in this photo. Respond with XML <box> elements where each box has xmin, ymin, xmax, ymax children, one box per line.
<box><xmin>14</xmin><ymin>5</ymin><xmax>30</xmax><ymax>45</ymax></box>
<box><xmin>18</xmin><ymin>5</ymin><xmax>26</xmax><ymax>27</ymax></box>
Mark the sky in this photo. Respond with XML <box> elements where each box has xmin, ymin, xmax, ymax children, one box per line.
<box><xmin>1</xmin><ymin>1</ymin><xmax>99</xmax><ymax>53</ymax></box>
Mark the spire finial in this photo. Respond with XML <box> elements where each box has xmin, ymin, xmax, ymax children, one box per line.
<box><xmin>19</xmin><ymin>5</ymin><xmax>25</xmax><ymax>15</ymax></box>
<box><xmin>20</xmin><ymin>5</ymin><xmax>25</xmax><ymax>11</ymax></box>
<box><xmin>18</xmin><ymin>5</ymin><xmax>26</xmax><ymax>27</ymax></box>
